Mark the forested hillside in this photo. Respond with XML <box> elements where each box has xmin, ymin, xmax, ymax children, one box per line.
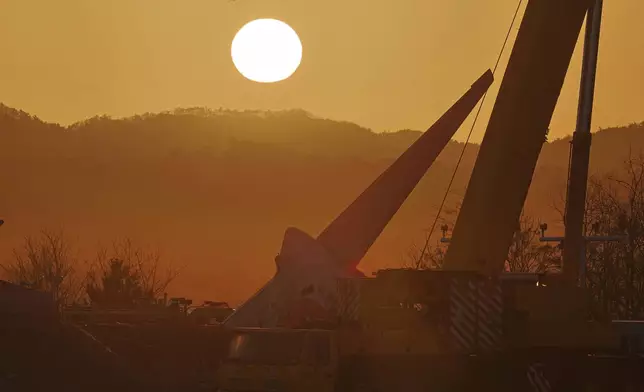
<box><xmin>1</xmin><ymin>103</ymin><xmax>642</xmax><ymax>304</ymax></box>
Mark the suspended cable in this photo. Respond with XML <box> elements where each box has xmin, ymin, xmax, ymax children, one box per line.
<box><xmin>416</xmin><ymin>0</ymin><xmax>525</xmax><ymax>266</ymax></box>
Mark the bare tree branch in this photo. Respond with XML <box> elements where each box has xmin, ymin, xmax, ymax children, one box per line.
<box><xmin>1</xmin><ymin>229</ymin><xmax>84</xmax><ymax>309</ymax></box>
<box><xmin>85</xmin><ymin>238</ymin><xmax>184</xmax><ymax>308</ymax></box>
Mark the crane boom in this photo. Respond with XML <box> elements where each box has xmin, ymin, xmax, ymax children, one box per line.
<box><xmin>223</xmin><ymin>71</ymin><xmax>493</xmax><ymax>328</ymax></box>
<box><xmin>443</xmin><ymin>0</ymin><xmax>591</xmax><ymax>274</ymax></box>
<box><xmin>317</xmin><ymin>70</ymin><xmax>493</xmax><ymax>270</ymax></box>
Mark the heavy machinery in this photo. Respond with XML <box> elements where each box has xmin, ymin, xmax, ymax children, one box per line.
<box><xmin>215</xmin><ymin>328</ymin><xmax>340</xmax><ymax>392</ymax></box>
<box><xmin>222</xmin><ymin>0</ymin><xmax>597</xmax><ymax>331</ymax></box>
<box><xmin>223</xmin><ymin>69</ymin><xmax>494</xmax><ymax>328</ymax></box>
<box><xmin>217</xmin><ymin>0</ymin><xmax>644</xmax><ymax>390</ymax></box>
<box><xmin>215</xmin><ymin>66</ymin><xmax>494</xmax><ymax>391</ymax></box>
<box><xmin>217</xmin><ymin>270</ymin><xmax>643</xmax><ymax>391</ymax></box>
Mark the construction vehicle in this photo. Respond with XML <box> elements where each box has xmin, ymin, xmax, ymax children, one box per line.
<box><xmin>217</xmin><ymin>270</ymin><xmax>644</xmax><ymax>391</ymax></box>
<box><xmin>214</xmin><ymin>68</ymin><xmax>495</xmax><ymax>390</ymax></box>
<box><xmin>215</xmin><ymin>328</ymin><xmax>339</xmax><ymax>392</ymax></box>
<box><xmin>216</xmin><ymin>324</ymin><xmax>475</xmax><ymax>392</ymax></box>
<box><xmin>221</xmin><ymin>0</ymin><xmax>597</xmax><ymax>331</ymax></box>
<box><xmin>222</xmin><ymin>68</ymin><xmax>494</xmax><ymax>328</ymax></box>
<box><xmin>217</xmin><ymin>0</ymin><xmax>644</xmax><ymax>390</ymax></box>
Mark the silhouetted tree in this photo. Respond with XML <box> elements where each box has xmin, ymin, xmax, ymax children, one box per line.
<box><xmin>406</xmin><ymin>200</ymin><xmax>460</xmax><ymax>270</ymax></box>
<box><xmin>86</xmin><ymin>258</ymin><xmax>147</xmax><ymax>308</ymax></box>
<box><xmin>583</xmin><ymin>153</ymin><xmax>644</xmax><ymax>320</ymax></box>
<box><xmin>505</xmin><ymin>215</ymin><xmax>561</xmax><ymax>273</ymax></box>
<box><xmin>1</xmin><ymin>229</ymin><xmax>84</xmax><ymax>308</ymax></box>
<box><xmin>407</xmin><ymin>235</ymin><xmax>448</xmax><ymax>270</ymax></box>
<box><xmin>86</xmin><ymin>239</ymin><xmax>180</xmax><ymax>308</ymax></box>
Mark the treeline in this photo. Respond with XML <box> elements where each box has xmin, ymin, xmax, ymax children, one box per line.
<box><xmin>1</xmin><ymin>234</ymin><xmax>180</xmax><ymax>310</ymax></box>
<box><xmin>1</xmin><ymin>102</ymin><xmax>643</xmax><ymax>305</ymax></box>
<box><xmin>5</xmin><ymin>154</ymin><xmax>644</xmax><ymax>320</ymax></box>
<box><xmin>410</xmin><ymin>154</ymin><xmax>644</xmax><ymax>320</ymax></box>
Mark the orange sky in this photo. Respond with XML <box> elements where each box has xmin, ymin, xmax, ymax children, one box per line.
<box><xmin>0</xmin><ymin>0</ymin><xmax>642</xmax><ymax>143</ymax></box>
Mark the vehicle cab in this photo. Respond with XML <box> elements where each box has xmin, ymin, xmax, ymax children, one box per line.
<box><xmin>215</xmin><ymin>327</ymin><xmax>338</xmax><ymax>392</ymax></box>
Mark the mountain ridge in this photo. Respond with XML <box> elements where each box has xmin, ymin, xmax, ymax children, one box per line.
<box><xmin>1</xmin><ymin>102</ymin><xmax>642</xmax><ymax>305</ymax></box>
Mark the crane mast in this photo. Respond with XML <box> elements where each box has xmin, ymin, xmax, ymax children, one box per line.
<box><xmin>442</xmin><ymin>0</ymin><xmax>591</xmax><ymax>275</ymax></box>
<box><xmin>563</xmin><ymin>0</ymin><xmax>604</xmax><ymax>286</ymax></box>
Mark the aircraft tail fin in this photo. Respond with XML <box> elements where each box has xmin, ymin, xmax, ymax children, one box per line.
<box><xmin>317</xmin><ymin>70</ymin><xmax>494</xmax><ymax>269</ymax></box>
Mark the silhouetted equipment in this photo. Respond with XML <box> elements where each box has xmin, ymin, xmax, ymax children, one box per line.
<box><xmin>316</xmin><ymin>70</ymin><xmax>493</xmax><ymax>270</ymax></box>
<box><xmin>217</xmin><ymin>0</ymin><xmax>644</xmax><ymax>390</ymax></box>
<box><xmin>218</xmin><ymin>267</ymin><xmax>644</xmax><ymax>390</ymax></box>
<box><xmin>223</xmin><ymin>69</ymin><xmax>493</xmax><ymax>328</ymax></box>
<box><xmin>442</xmin><ymin>0</ymin><xmax>591</xmax><ymax>275</ymax></box>
<box><xmin>562</xmin><ymin>0</ymin><xmax>604</xmax><ymax>286</ymax></box>
<box><xmin>6</xmin><ymin>0</ymin><xmax>643</xmax><ymax>389</ymax></box>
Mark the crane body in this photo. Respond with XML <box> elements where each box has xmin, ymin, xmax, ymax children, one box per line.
<box><xmin>223</xmin><ymin>71</ymin><xmax>493</xmax><ymax>328</ymax></box>
<box><xmin>442</xmin><ymin>0</ymin><xmax>590</xmax><ymax>275</ymax></box>
<box><xmin>216</xmin><ymin>0</ymin><xmax>644</xmax><ymax>390</ymax></box>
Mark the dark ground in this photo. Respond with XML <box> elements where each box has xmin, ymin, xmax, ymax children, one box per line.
<box><xmin>0</xmin><ymin>280</ymin><xmax>233</xmax><ymax>392</ymax></box>
<box><xmin>0</xmin><ymin>318</ymin><xmax>233</xmax><ymax>392</ymax></box>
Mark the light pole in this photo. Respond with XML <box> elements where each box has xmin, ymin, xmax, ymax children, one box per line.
<box><xmin>539</xmin><ymin>223</ymin><xmax>627</xmax><ymax>288</ymax></box>
<box><xmin>439</xmin><ymin>222</ymin><xmax>626</xmax><ymax>287</ymax></box>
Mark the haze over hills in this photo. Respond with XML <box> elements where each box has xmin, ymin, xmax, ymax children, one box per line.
<box><xmin>1</xmin><ymin>103</ymin><xmax>643</xmax><ymax>305</ymax></box>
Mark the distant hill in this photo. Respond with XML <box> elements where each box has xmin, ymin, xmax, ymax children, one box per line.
<box><xmin>1</xmin><ymin>103</ymin><xmax>642</xmax><ymax>305</ymax></box>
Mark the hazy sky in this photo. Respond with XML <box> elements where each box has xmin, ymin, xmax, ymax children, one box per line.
<box><xmin>0</xmin><ymin>0</ymin><xmax>642</xmax><ymax>142</ymax></box>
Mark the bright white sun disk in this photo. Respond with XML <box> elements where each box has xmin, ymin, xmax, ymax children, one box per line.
<box><xmin>231</xmin><ymin>19</ymin><xmax>303</xmax><ymax>83</ymax></box>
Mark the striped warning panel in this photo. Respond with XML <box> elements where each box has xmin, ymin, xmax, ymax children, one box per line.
<box><xmin>527</xmin><ymin>363</ymin><xmax>552</xmax><ymax>392</ymax></box>
<box><xmin>472</xmin><ymin>279</ymin><xmax>504</xmax><ymax>351</ymax></box>
<box><xmin>449</xmin><ymin>278</ymin><xmax>477</xmax><ymax>352</ymax></box>
<box><xmin>449</xmin><ymin>277</ymin><xmax>504</xmax><ymax>352</ymax></box>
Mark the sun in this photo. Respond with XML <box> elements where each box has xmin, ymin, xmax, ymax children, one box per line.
<box><xmin>231</xmin><ymin>19</ymin><xmax>303</xmax><ymax>83</ymax></box>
